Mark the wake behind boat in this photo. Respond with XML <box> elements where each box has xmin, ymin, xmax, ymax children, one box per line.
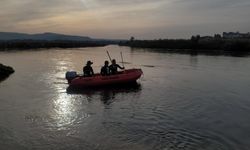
<box><xmin>66</xmin><ymin>68</ymin><xmax>143</xmax><ymax>88</ymax></box>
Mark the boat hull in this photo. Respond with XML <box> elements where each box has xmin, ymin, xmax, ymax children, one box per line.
<box><xmin>68</xmin><ymin>69</ymin><xmax>143</xmax><ymax>88</ymax></box>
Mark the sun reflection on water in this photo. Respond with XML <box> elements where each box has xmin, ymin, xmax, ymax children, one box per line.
<box><xmin>46</xmin><ymin>59</ymin><xmax>90</xmax><ymax>131</ymax></box>
<box><xmin>49</xmin><ymin>92</ymin><xmax>91</xmax><ymax>131</ymax></box>
<box><xmin>53</xmin><ymin>94</ymin><xmax>76</xmax><ymax>130</ymax></box>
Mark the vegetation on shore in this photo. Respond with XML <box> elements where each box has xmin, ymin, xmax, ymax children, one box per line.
<box><xmin>119</xmin><ymin>36</ymin><xmax>250</xmax><ymax>54</ymax></box>
<box><xmin>0</xmin><ymin>63</ymin><xmax>14</xmax><ymax>81</ymax></box>
<box><xmin>0</xmin><ymin>40</ymin><xmax>109</xmax><ymax>50</ymax></box>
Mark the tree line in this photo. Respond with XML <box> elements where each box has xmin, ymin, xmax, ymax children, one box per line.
<box><xmin>119</xmin><ymin>36</ymin><xmax>250</xmax><ymax>52</ymax></box>
<box><xmin>0</xmin><ymin>40</ymin><xmax>108</xmax><ymax>50</ymax></box>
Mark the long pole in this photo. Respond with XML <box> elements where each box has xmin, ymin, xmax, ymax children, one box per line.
<box><xmin>120</xmin><ymin>52</ymin><xmax>125</xmax><ymax>68</ymax></box>
<box><xmin>106</xmin><ymin>51</ymin><xmax>112</xmax><ymax>62</ymax></box>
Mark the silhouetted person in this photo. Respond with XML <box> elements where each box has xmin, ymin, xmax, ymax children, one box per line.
<box><xmin>83</xmin><ymin>60</ymin><xmax>94</xmax><ymax>77</ymax></box>
<box><xmin>109</xmin><ymin>59</ymin><xmax>124</xmax><ymax>75</ymax></box>
<box><xmin>101</xmin><ymin>60</ymin><xmax>110</xmax><ymax>76</ymax></box>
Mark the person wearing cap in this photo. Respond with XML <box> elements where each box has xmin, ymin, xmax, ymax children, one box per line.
<box><xmin>109</xmin><ymin>59</ymin><xmax>125</xmax><ymax>75</ymax></box>
<box><xmin>83</xmin><ymin>60</ymin><xmax>94</xmax><ymax>77</ymax></box>
<box><xmin>100</xmin><ymin>60</ymin><xmax>110</xmax><ymax>76</ymax></box>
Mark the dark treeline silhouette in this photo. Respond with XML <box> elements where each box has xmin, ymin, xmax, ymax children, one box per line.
<box><xmin>119</xmin><ymin>36</ymin><xmax>250</xmax><ymax>54</ymax></box>
<box><xmin>0</xmin><ymin>40</ymin><xmax>109</xmax><ymax>50</ymax></box>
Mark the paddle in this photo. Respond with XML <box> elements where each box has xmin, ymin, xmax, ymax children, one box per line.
<box><xmin>106</xmin><ymin>51</ymin><xmax>112</xmax><ymax>62</ymax></box>
<box><xmin>120</xmin><ymin>52</ymin><xmax>125</xmax><ymax>68</ymax></box>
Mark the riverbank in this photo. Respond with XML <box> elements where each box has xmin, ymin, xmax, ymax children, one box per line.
<box><xmin>0</xmin><ymin>40</ymin><xmax>109</xmax><ymax>50</ymax></box>
<box><xmin>119</xmin><ymin>38</ymin><xmax>250</xmax><ymax>55</ymax></box>
<box><xmin>0</xmin><ymin>63</ymin><xmax>14</xmax><ymax>81</ymax></box>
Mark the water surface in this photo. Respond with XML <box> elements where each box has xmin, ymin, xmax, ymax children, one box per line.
<box><xmin>1</xmin><ymin>45</ymin><xmax>250</xmax><ymax>150</ymax></box>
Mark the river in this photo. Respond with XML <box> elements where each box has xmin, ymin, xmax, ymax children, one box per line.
<box><xmin>0</xmin><ymin>45</ymin><xmax>250</xmax><ymax>150</ymax></box>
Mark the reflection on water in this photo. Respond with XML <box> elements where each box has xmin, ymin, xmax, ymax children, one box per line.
<box><xmin>67</xmin><ymin>83</ymin><xmax>142</xmax><ymax>105</ymax></box>
<box><xmin>189</xmin><ymin>55</ymin><xmax>198</xmax><ymax>68</ymax></box>
<box><xmin>50</xmin><ymin>94</ymin><xmax>79</xmax><ymax>130</ymax></box>
<box><xmin>130</xmin><ymin>47</ymin><xmax>250</xmax><ymax>57</ymax></box>
<box><xmin>48</xmin><ymin>77</ymin><xmax>90</xmax><ymax>131</ymax></box>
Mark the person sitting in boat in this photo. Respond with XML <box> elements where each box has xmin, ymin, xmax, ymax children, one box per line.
<box><xmin>83</xmin><ymin>60</ymin><xmax>94</xmax><ymax>77</ymax></box>
<box><xmin>109</xmin><ymin>59</ymin><xmax>125</xmax><ymax>75</ymax></box>
<box><xmin>101</xmin><ymin>60</ymin><xmax>110</xmax><ymax>76</ymax></box>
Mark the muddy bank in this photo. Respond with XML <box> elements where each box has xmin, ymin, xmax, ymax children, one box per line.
<box><xmin>0</xmin><ymin>63</ymin><xmax>14</xmax><ymax>81</ymax></box>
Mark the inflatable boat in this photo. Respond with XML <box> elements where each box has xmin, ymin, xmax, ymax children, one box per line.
<box><xmin>66</xmin><ymin>69</ymin><xmax>143</xmax><ymax>88</ymax></box>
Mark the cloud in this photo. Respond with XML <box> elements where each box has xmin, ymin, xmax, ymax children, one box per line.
<box><xmin>0</xmin><ymin>0</ymin><xmax>249</xmax><ymax>38</ymax></box>
<box><xmin>0</xmin><ymin>0</ymin><xmax>83</xmax><ymax>22</ymax></box>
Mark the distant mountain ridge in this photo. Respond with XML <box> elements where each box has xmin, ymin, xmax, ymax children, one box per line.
<box><xmin>0</xmin><ymin>32</ymin><xmax>92</xmax><ymax>41</ymax></box>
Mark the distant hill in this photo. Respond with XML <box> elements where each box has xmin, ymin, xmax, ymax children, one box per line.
<box><xmin>0</xmin><ymin>32</ymin><xmax>92</xmax><ymax>41</ymax></box>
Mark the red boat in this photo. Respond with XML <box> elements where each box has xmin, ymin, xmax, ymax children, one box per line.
<box><xmin>66</xmin><ymin>69</ymin><xmax>143</xmax><ymax>88</ymax></box>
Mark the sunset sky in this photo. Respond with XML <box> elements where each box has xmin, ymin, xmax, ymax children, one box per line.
<box><xmin>1</xmin><ymin>0</ymin><xmax>250</xmax><ymax>39</ymax></box>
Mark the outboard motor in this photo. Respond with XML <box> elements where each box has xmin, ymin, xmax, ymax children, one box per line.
<box><xmin>65</xmin><ymin>71</ymin><xmax>77</xmax><ymax>83</ymax></box>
